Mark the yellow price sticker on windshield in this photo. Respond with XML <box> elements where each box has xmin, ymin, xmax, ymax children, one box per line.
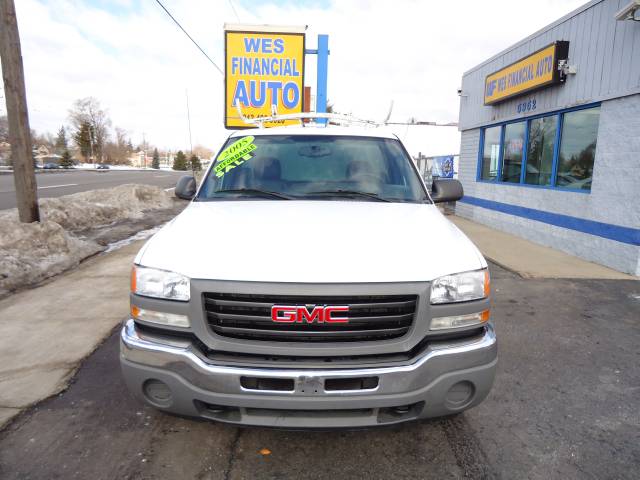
<box><xmin>214</xmin><ymin>136</ymin><xmax>257</xmax><ymax>177</ymax></box>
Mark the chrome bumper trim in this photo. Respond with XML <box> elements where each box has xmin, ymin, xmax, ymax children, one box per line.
<box><xmin>121</xmin><ymin>319</ymin><xmax>495</xmax><ymax>383</ymax></box>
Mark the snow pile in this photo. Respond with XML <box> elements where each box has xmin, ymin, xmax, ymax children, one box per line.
<box><xmin>41</xmin><ymin>184</ymin><xmax>174</xmax><ymax>231</ymax></box>
<box><xmin>0</xmin><ymin>184</ymin><xmax>174</xmax><ymax>232</ymax></box>
<box><xmin>0</xmin><ymin>219</ymin><xmax>102</xmax><ymax>296</ymax></box>
<box><xmin>0</xmin><ymin>184</ymin><xmax>176</xmax><ymax>296</ymax></box>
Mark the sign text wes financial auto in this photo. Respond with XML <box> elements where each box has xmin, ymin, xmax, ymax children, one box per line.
<box><xmin>225</xmin><ymin>30</ymin><xmax>304</xmax><ymax>128</ymax></box>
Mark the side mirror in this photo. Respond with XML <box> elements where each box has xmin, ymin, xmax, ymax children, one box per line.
<box><xmin>175</xmin><ymin>175</ymin><xmax>196</xmax><ymax>200</ymax></box>
<box><xmin>431</xmin><ymin>178</ymin><xmax>463</xmax><ymax>203</ymax></box>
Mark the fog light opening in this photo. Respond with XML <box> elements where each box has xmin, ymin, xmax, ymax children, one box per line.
<box><xmin>143</xmin><ymin>379</ymin><xmax>173</xmax><ymax>408</ymax></box>
<box><xmin>394</xmin><ymin>405</ymin><xmax>411</xmax><ymax>414</ymax></box>
<box><xmin>444</xmin><ymin>381</ymin><xmax>475</xmax><ymax>409</ymax></box>
<box><xmin>194</xmin><ymin>400</ymin><xmax>242</xmax><ymax>422</ymax></box>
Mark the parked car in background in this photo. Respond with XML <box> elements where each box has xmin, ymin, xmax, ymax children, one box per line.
<box><xmin>97</xmin><ymin>164</ymin><xmax>110</xmax><ymax>170</ymax></box>
<box><xmin>43</xmin><ymin>163</ymin><xmax>59</xmax><ymax>169</ymax></box>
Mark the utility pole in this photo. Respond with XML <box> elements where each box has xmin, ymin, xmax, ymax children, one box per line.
<box><xmin>185</xmin><ymin>89</ymin><xmax>193</xmax><ymax>154</ymax></box>
<box><xmin>0</xmin><ymin>0</ymin><xmax>39</xmax><ymax>222</ymax></box>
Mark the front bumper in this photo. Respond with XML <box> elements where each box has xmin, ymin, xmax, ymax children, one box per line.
<box><xmin>120</xmin><ymin>319</ymin><xmax>497</xmax><ymax>428</ymax></box>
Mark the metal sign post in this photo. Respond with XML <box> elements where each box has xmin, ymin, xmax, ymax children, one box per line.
<box><xmin>305</xmin><ymin>34</ymin><xmax>329</xmax><ymax>125</ymax></box>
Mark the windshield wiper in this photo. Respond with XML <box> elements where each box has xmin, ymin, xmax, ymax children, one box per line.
<box><xmin>214</xmin><ymin>188</ymin><xmax>294</xmax><ymax>200</ymax></box>
<box><xmin>306</xmin><ymin>190</ymin><xmax>391</xmax><ymax>202</ymax></box>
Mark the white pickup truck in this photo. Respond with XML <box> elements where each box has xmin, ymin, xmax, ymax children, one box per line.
<box><xmin>121</xmin><ymin>121</ymin><xmax>497</xmax><ymax>428</ymax></box>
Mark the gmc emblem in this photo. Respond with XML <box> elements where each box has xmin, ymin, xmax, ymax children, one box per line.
<box><xmin>271</xmin><ymin>305</ymin><xmax>349</xmax><ymax>324</ymax></box>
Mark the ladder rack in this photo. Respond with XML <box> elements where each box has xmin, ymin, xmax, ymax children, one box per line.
<box><xmin>234</xmin><ymin>105</ymin><xmax>380</xmax><ymax>128</ymax></box>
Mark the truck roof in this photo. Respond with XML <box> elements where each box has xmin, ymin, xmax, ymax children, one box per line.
<box><xmin>228</xmin><ymin>124</ymin><xmax>399</xmax><ymax>139</ymax></box>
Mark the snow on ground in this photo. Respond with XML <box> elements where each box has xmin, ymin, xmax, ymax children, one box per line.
<box><xmin>75</xmin><ymin>164</ymin><xmax>176</xmax><ymax>171</ymax></box>
<box><xmin>0</xmin><ymin>184</ymin><xmax>177</xmax><ymax>297</ymax></box>
<box><xmin>0</xmin><ymin>219</ymin><xmax>102</xmax><ymax>297</ymax></box>
<box><xmin>0</xmin><ymin>184</ymin><xmax>174</xmax><ymax>231</ymax></box>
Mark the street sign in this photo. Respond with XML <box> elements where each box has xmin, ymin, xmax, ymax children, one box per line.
<box><xmin>224</xmin><ymin>24</ymin><xmax>305</xmax><ymax>129</ymax></box>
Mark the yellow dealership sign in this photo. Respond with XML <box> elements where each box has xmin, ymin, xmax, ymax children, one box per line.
<box><xmin>224</xmin><ymin>24</ymin><xmax>305</xmax><ymax>129</ymax></box>
<box><xmin>484</xmin><ymin>42</ymin><xmax>569</xmax><ymax>106</ymax></box>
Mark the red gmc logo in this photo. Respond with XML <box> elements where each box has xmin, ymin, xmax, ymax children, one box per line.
<box><xmin>271</xmin><ymin>305</ymin><xmax>349</xmax><ymax>323</ymax></box>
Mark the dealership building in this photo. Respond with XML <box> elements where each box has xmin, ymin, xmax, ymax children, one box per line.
<box><xmin>455</xmin><ymin>0</ymin><xmax>640</xmax><ymax>275</ymax></box>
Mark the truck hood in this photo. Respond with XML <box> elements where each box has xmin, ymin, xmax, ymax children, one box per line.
<box><xmin>136</xmin><ymin>201</ymin><xmax>486</xmax><ymax>283</ymax></box>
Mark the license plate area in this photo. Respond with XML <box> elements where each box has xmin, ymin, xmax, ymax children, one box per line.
<box><xmin>239</xmin><ymin>375</ymin><xmax>380</xmax><ymax>394</ymax></box>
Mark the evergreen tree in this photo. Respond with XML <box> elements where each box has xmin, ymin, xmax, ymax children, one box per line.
<box><xmin>189</xmin><ymin>154</ymin><xmax>201</xmax><ymax>172</ymax></box>
<box><xmin>173</xmin><ymin>150</ymin><xmax>188</xmax><ymax>171</ymax></box>
<box><xmin>54</xmin><ymin>126</ymin><xmax>68</xmax><ymax>154</ymax></box>
<box><xmin>59</xmin><ymin>149</ymin><xmax>74</xmax><ymax>168</ymax></box>
<box><xmin>73</xmin><ymin>121</ymin><xmax>92</xmax><ymax>162</ymax></box>
<box><xmin>152</xmin><ymin>148</ymin><xmax>160</xmax><ymax>169</ymax></box>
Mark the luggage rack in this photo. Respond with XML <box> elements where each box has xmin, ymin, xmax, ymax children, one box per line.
<box><xmin>235</xmin><ymin>104</ymin><xmax>380</xmax><ymax>128</ymax></box>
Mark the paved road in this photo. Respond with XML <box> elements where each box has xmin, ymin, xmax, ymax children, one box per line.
<box><xmin>0</xmin><ymin>170</ymin><xmax>186</xmax><ymax>210</ymax></box>
<box><xmin>0</xmin><ymin>264</ymin><xmax>638</xmax><ymax>479</ymax></box>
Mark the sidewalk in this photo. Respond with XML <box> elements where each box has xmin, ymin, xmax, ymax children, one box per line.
<box><xmin>0</xmin><ymin>240</ymin><xmax>143</xmax><ymax>429</ymax></box>
<box><xmin>450</xmin><ymin>215</ymin><xmax>636</xmax><ymax>280</ymax></box>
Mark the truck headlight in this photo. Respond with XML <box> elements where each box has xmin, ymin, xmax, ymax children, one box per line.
<box><xmin>131</xmin><ymin>265</ymin><xmax>190</xmax><ymax>301</ymax></box>
<box><xmin>430</xmin><ymin>268</ymin><xmax>489</xmax><ymax>304</ymax></box>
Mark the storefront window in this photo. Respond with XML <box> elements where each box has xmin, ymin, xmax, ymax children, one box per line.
<box><xmin>477</xmin><ymin>104</ymin><xmax>600</xmax><ymax>192</ymax></box>
<box><xmin>556</xmin><ymin>107</ymin><xmax>600</xmax><ymax>190</ymax></box>
<box><xmin>501</xmin><ymin>122</ymin><xmax>525</xmax><ymax>183</ymax></box>
<box><xmin>525</xmin><ymin>115</ymin><xmax>557</xmax><ymax>186</ymax></box>
<box><xmin>480</xmin><ymin>126</ymin><xmax>501</xmax><ymax>180</ymax></box>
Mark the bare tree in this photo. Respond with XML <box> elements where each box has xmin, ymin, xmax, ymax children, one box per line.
<box><xmin>68</xmin><ymin>97</ymin><xmax>111</xmax><ymax>162</ymax></box>
<box><xmin>30</xmin><ymin>129</ymin><xmax>54</xmax><ymax>149</ymax></box>
<box><xmin>102</xmin><ymin>132</ymin><xmax>131</xmax><ymax>165</ymax></box>
<box><xmin>193</xmin><ymin>144</ymin><xmax>213</xmax><ymax>160</ymax></box>
<box><xmin>115</xmin><ymin>127</ymin><xmax>128</xmax><ymax>150</ymax></box>
<box><xmin>112</xmin><ymin>126</ymin><xmax>132</xmax><ymax>164</ymax></box>
<box><xmin>0</xmin><ymin>115</ymin><xmax>8</xmax><ymax>142</ymax></box>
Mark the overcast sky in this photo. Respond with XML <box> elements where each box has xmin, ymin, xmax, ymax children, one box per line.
<box><xmin>4</xmin><ymin>0</ymin><xmax>586</xmax><ymax>156</ymax></box>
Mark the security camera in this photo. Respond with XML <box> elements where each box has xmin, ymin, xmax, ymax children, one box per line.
<box><xmin>457</xmin><ymin>88</ymin><xmax>462</xmax><ymax>95</ymax></box>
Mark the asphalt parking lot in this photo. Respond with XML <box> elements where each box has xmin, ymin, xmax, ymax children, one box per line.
<box><xmin>0</xmin><ymin>263</ymin><xmax>638</xmax><ymax>480</ymax></box>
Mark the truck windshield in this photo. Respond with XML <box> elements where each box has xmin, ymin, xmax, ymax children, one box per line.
<box><xmin>197</xmin><ymin>135</ymin><xmax>429</xmax><ymax>203</ymax></box>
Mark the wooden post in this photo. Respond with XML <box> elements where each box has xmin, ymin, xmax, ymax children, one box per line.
<box><xmin>0</xmin><ymin>0</ymin><xmax>39</xmax><ymax>222</ymax></box>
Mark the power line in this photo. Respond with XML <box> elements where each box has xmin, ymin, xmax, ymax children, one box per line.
<box><xmin>228</xmin><ymin>0</ymin><xmax>241</xmax><ymax>22</ymax></box>
<box><xmin>153</xmin><ymin>0</ymin><xmax>223</xmax><ymax>75</ymax></box>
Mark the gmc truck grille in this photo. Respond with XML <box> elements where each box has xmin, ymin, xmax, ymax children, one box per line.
<box><xmin>203</xmin><ymin>293</ymin><xmax>418</xmax><ymax>342</ymax></box>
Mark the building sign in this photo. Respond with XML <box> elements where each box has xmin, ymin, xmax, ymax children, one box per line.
<box><xmin>484</xmin><ymin>41</ymin><xmax>569</xmax><ymax>106</ymax></box>
<box><xmin>224</xmin><ymin>24</ymin><xmax>305</xmax><ymax>129</ymax></box>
